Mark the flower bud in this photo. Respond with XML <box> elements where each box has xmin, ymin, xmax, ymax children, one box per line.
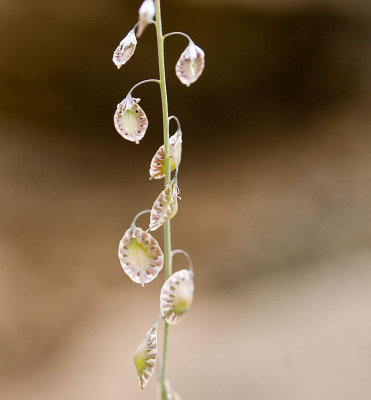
<box><xmin>112</xmin><ymin>29</ymin><xmax>137</xmax><ymax>69</ymax></box>
<box><xmin>114</xmin><ymin>96</ymin><xmax>148</xmax><ymax>143</ymax></box>
<box><xmin>137</xmin><ymin>0</ymin><xmax>155</xmax><ymax>37</ymax></box>
<box><xmin>175</xmin><ymin>43</ymin><xmax>205</xmax><ymax>87</ymax></box>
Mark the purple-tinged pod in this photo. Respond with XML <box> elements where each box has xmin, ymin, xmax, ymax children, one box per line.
<box><xmin>160</xmin><ymin>269</ymin><xmax>194</xmax><ymax>325</ymax></box>
<box><xmin>149</xmin><ymin>131</ymin><xmax>182</xmax><ymax>180</ymax></box>
<box><xmin>118</xmin><ymin>227</ymin><xmax>163</xmax><ymax>285</ymax></box>
<box><xmin>175</xmin><ymin>43</ymin><xmax>205</xmax><ymax>87</ymax></box>
<box><xmin>112</xmin><ymin>29</ymin><xmax>137</xmax><ymax>69</ymax></box>
<box><xmin>149</xmin><ymin>181</ymin><xmax>179</xmax><ymax>231</ymax></box>
<box><xmin>137</xmin><ymin>0</ymin><xmax>155</xmax><ymax>38</ymax></box>
<box><xmin>133</xmin><ymin>324</ymin><xmax>158</xmax><ymax>389</ymax></box>
<box><xmin>114</xmin><ymin>96</ymin><xmax>148</xmax><ymax>143</ymax></box>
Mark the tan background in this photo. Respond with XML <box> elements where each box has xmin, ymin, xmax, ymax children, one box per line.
<box><xmin>1</xmin><ymin>0</ymin><xmax>371</xmax><ymax>399</ymax></box>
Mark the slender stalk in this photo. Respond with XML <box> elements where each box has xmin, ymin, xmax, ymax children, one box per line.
<box><xmin>172</xmin><ymin>249</ymin><xmax>193</xmax><ymax>275</ymax></box>
<box><xmin>130</xmin><ymin>209</ymin><xmax>151</xmax><ymax>237</ymax></box>
<box><xmin>127</xmin><ymin>78</ymin><xmax>160</xmax><ymax>97</ymax></box>
<box><xmin>169</xmin><ymin>115</ymin><xmax>182</xmax><ymax>132</ymax></box>
<box><xmin>163</xmin><ymin>31</ymin><xmax>193</xmax><ymax>43</ymax></box>
<box><xmin>154</xmin><ymin>1</ymin><xmax>172</xmax><ymax>398</ymax></box>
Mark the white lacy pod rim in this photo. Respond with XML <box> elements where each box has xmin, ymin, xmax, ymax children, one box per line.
<box><xmin>137</xmin><ymin>0</ymin><xmax>155</xmax><ymax>37</ymax></box>
<box><xmin>149</xmin><ymin>180</ymin><xmax>179</xmax><ymax>231</ymax></box>
<box><xmin>149</xmin><ymin>131</ymin><xmax>182</xmax><ymax>180</ymax></box>
<box><xmin>114</xmin><ymin>96</ymin><xmax>148</xmax><ymax>143</ymax></box>
<box><xmin>112</xmin><ymin>29</ymin><xmax>137</xmax><ymax>69</ymax></box>
<box><xmin>160</xmin><ymin>269</ymin><xmax>194</xmax><ymax>325</ymax></box>
<box><xmin>157</xmin><ymin>380</ymin><xmax>182</xmax><ymax>400</ymax></box>
<box><xmin>133</xmin><ymin>325</ymin><xmax>158</xmax><ymax>389</ymax></box>
<box><xmin>175</xmin><ymin>43</ymin><xmax>205</xmax><ymax>87</ymax></box>
<box><xmin>118</xmin><ymin>227</ymin><xmax>164</xmax><ymax>285</ymax></box>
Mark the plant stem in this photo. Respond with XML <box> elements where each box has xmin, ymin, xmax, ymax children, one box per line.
<box><xmin>154</xmin><ymin>1</ymin><xmax>172</xmax><ymax>398</ymax></box>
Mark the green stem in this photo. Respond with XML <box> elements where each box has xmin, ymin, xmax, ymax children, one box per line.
<box><xmin>154</xmin><ymin>1</ymin><xmax>172</xmax><ymax>399</ymax></box>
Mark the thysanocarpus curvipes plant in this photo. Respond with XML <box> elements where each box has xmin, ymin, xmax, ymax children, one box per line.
<box><xmin>112</xmin><ymin>1</ymin><xmax>205</xmax><ymax>398</ymax></box>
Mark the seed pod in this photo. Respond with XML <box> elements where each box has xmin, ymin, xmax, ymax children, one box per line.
<box><xmin>112</xmin><ymin>29</ymin><xmax>137</xmax><ymax>69</ymax></box>
<box><xmin>137</xmin><ymin>0</ymin><xmax>155</xmax><ymax>37</ymax></box>
<box><xmin>118</xmin><ymin>227</ymin><xmax>163</xmax><ymax>285</ymax></box>
<box><xmin>149</xmin><ymin>131</ymin><xmax>182</xmax><ymax>180</ymax></box>
<box><xmin>133</xmin><ymin>325</ymin><xmax>158</xmax><ymax>389</ymax></box>
<box><xmin>175</xmin><ymin>43</ymin><xmax>205</xmax><ymax>87</ymax></box>
<box><xmin>149</xmin><ymin>181</ymin><xmax>179</xmax><ymax>231</ymax></box>
<box><xmin>160</xmin><ymin>269</ymin><xmax>194</xmax><ymax>325</ymax></box>
<box><xmin>114</xmin><ymin>96</ymin><xmax>148</xmax><ymax>143</ymax></box>
<box><xmin>157</xmin><ymin>380</ymin><xmax>182</xmax><ymax>400</ymax></box>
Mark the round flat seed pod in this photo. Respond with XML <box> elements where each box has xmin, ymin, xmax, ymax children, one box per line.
<box><xmin>160</xmin><ymin>269</ymin><xmax>194</xmax><ymax>325</ymax></box>
<box><xmin>149</xmin><ymin>181</ymin><xmax>179</xmax><ymax>231</ymax></box>
<box><xmin>112</xmin><ymin>30</ymin><xmax>137</xmax><ymax>69</ymax></box>
<box><xmin>175</xmin><ymin>44</ymin><xmax>205</xmax><ymax>87</ymax></box>
<box><xmin>114</xmin><ymin>97</ymin><xmax>148</xmax><ymax>143</ymax></box>
<box><xmin>133</xmin><ymin>325</ymin><xmax>158</xmax><ymax>389</ymax></box>
<box><xmin>118</xmin><ymin>227</ymin><xmax>163</xmax><ymax>285</ymax></box>
<box><xmin>149</xmin><ymin>131</ymin><xmax>182</xmax><ymax>180</ymax></box>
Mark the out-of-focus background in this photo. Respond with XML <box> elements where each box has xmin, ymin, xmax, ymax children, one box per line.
<box><xmin>1</xmin><ymin>0</ymin><xmax>371</xmax><ymax>398</ymax></box>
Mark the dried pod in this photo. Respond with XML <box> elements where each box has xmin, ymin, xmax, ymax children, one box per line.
<box><xmin>118</xmin><ymin>227</ymin><xmax>164</xmax><ymax>285</ymax></box>
<box><xmin>149</xmin><ymin>181</ymin><xmax>179</xmax><ymax>231</ymax></box>
<box><xmin>114</xmin><ymin>96</ymin><xmax>148</xmax><ymax>143</ymax></box>
<box><xmin>160</xmin><ymin>269</ymin><xmax>194</xmax><ymax>325</ymax></box>
<box><xmin>149</xmin><ymin>131</ymin><xmax>182</xmax><ymax>180</ymax></box>
<box><xmin>112</xmin><ymin>29</ymin><xmax>137</xmax><ymax>69</ymax></box>
<box><xmin>134</xmin><ymin>325</ymin><xmax>158</xmax><ymax>389</ymax></box>
<box><xmin>175</xmin><ymin>43</ymin><xmax>205</xmax><ymax>87</ymax></box>
<box><xmin>137</xmin><ymin>0</ymin><xmax>155</xmax><ymax>37</ymax></box>
<box><xmin>157</xmin><ymin>380</ymin><xmax>182</xmax><ymax>400</ymax></box>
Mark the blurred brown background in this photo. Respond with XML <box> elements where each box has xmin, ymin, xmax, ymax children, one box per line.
<box><xmin>1</xmin><ymin>0</ymin><xmax>371</xmax><ymax>399</ymax></box>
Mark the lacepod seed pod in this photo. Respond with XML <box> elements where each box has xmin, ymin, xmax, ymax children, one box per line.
<box><xmin>149</xmin><ymin>131</ymin><xmax>182</xmax><ymax>180</ymax></box>
<box><xmin>175</xmin><ymin>43</ymin><xmax>205</xmax><ymax>87</ymax></box>
<box><xmin>112</xmin><ymin>29</ymin><xmax>137</xmax><ymax>69</ymax></box>
<box><xmin>118</xmin><ymin>227</ymin><xmax>163</xmax><ymax>285</ymax></box>
<box><xmin>137</xmin><ymin>0</ymin><xmax>155</xmax><ymax>38</ymax></box>
<box><xmin>114</xmin><ymin>96</ymin><xmax>148</xmax><ymax>143</ymax></box>
<box><xmin>133</xmin><ymin>324</ymin><xmax>158</xmax><ymax>389</ymax></box>
<box><xmin>160</xmin><ymin>269</ymin><xmax>194</xmax><ymax>325</ymax></box>
<box><xmin>149</xmin><ymin>181</ymin><xmax>179</xmax><ymax>231</ymax></box>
